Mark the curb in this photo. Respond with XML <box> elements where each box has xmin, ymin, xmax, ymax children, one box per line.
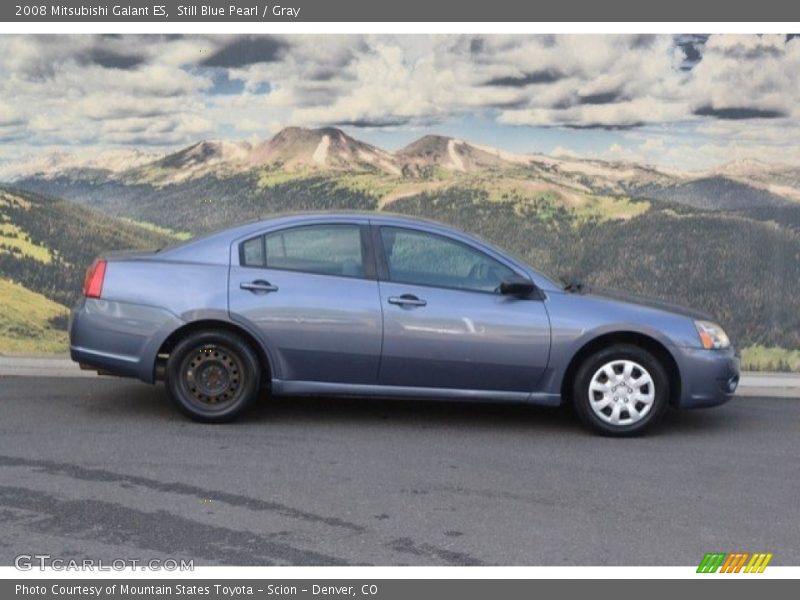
<box><xmin>0</xmin><ymin>356</ymin><xmax>98</xmax><ymax>378</ymax></box>
<box><xmin>1</xmin><ymin>356</ymin><xmax>799</xmax><ymax>398</ymax></box>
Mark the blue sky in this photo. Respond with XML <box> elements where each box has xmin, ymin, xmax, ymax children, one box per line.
<box><xmin>0</xmin><ymin>34</ymin><xmax>798</xmax><ymax>172</ymax></box>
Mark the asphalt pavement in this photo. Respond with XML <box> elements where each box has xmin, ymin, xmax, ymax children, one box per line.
<box><xmin>0</xmin><ymin>376</ymin><xmax>798</xmax><ymax>566</ymax></box>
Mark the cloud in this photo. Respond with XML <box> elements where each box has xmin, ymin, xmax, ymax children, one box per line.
<box><xmin>336</xmin><ymin>118</ymin><xmax>412</xmax><ymax>128</ymax></box>
<box><xmin>483</xmin><ymin>69</ymin><xmax>563</xmax><ymax>87</ymax></box>
<box><xmin>80</xmin><ymin>47</ymin><xmax>146</xmax><ymax>70</ymax></box>
<box><xmin>687</xmin><ymin>34</ymin><xmax>800</xmax><ymax>123</ymax></box>
<box><xmin>551</xmin><ymin>145</ymin><xmax>579</xmax><ymax>158</ymax></box>
<box><xmin>603</xmin><ymin>142</ymin><xmax>643</xmax><ymax>162</ymax></box>
<box><xmin>98</xmin><ymin>114</ymin><xmax>212</xmax><ymax>145</ymax></box>
<box><xmin>0</xmin><ymin>34</ymin><xmax>798</xmax><ymax>170</ymax></box>
<box><xmin>200</xmin><ymin>36</ymin><xmax>289</xmax><ymax>67</ymax></box>
<box><xmin>693</xmin><ymin>105</ymin><xmax>787</xmax><ymax>120</ymax></box>
<box><xmin>235</xmin><ymin>118</ymin><xmax>274</xmax><ymax>133</ymax></box>
<box><xmin>0</xmin><ymin>101</ymin><xmax>25</xmax><ymax>127</ymax></box>
<box><xmin>674</xmin><ymin>34</ymin><xmax>709</xmax><ymax>70</ymax></box>
<box><xmin>641</xmin><ymin>137</ymin><xmax>664</xmax><ymax>151</ymax></box>
<box><xmin>577</xmin><ymin>90</ymin><xmax>625</xmax><ymax>105</ymax></box>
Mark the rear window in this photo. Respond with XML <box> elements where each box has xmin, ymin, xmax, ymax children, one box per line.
<box><xmin>239</xmin><ymin>224</ymin><xmax>366</xmax><ymax>279</ymax></box>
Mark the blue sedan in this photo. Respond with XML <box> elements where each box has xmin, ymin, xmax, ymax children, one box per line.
<box><xmin>70</xmin><ymin>213</ymin><xmax>739</xmax><ymax>435</ymax></box>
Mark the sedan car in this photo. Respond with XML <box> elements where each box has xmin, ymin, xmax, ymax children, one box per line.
<box><xmin>70</xmin><ymin>212</ymin><xmax>739</xmax><ymax>435</ymax></box>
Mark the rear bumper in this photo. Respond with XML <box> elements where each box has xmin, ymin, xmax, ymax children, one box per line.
<box><xmin>69</xmin><ymin>297</ymin><xmax>182</xmax><ymax>382</ymax></box>
<box><xmin>674</xmin><ymin>346</ymin><xmax>740</xmax><ymax>408</ymax></box>
<box><xmin>70</xmin><ymin>345</ymin><xmax>141</xmax><ymax>378</ymax></box>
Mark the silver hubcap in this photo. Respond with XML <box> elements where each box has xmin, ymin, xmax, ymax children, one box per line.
<box><xmin>588</xmin><ymin>360</ymin><xmax>655</xmax><ymax>426</ymax></box>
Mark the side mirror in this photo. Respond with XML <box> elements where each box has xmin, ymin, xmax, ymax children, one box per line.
<box><xmin>499</xmin><ymin>275</ymin><xmax>536</xmax><ymax>297</ymax></box>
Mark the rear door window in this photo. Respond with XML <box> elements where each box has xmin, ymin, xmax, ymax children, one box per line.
<box><xmin>240</xmin><ymin>224</ymin><xmax>367</xmax><ymax>279</ymax></box>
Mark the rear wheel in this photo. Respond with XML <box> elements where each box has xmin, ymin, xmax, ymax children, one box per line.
<box><xmin>166</xmin><ymin>330</ymin><xmax>261</xmax><ymax>423</ymax></box>
<box><xmin>572</xmin><ymin>344</ymin><xmax>669</xmax><ymax>436</ymax></box>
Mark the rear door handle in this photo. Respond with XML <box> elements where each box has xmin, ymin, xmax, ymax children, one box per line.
<box><xmin>388</xmin><ymin>294</ymin><xmax>427</xmax><ymax>307</ymax></box>
<box><xmin>240</xmin><ymin>280</ymin><xmax>278</xmax><ymax>293</ymax></box>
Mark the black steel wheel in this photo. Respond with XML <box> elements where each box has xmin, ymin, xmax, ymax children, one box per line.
<box><xmin>166</xmin><ymin>330</ymin><xmax>261</xmax><ymax>423</ymax></box>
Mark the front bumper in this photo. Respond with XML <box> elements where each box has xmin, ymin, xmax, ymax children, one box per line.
<box><xmin>674</xmin><ymin>346</ymin><xmax>740</xmax><ymax>408</ymax></box>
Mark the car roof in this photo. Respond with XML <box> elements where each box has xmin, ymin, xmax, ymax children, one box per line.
<box><xmin>253</xmin><ymin>210</ymin><xmax>456</xmax><ymax>229</ymax></box>
<box><xmin>155</xmin><ymin>211</ymin><xmax>562</xmax><ymax>291</ymax></box>
<box><xmin>158</xmin><ymin>211</ymin><xmax>462</xmax><ymax>262</ymax></box>
<box><xmin>180</xmin><ymin>211</ymin><xmax>466</xmax><ymax>246</ymax></box>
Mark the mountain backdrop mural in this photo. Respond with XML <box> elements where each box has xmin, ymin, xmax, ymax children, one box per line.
<box><xmin>2</xmin><ymin>126</ymin><xmax>800</xmax><ymax>369</ymax></box>
<box><xmin>2</xmin><ymin>34</ymin><xmax>800</xmax><ymax>369</ymax></box>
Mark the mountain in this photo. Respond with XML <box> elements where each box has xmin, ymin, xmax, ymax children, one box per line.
<box><xmin>634</xmin><ymin>176</ymin><xmax>793</xmax><ymax>210</ymax></box>
<box><xmin>10</xmin><ymin>126</ymin><xmax>797</xmax><ymax>212</ymax></box>
<box><xmin>396</xmin><ymin>135</ymin><xmax>525</xmax><ymax>175</ymax></box>
<box><xmin>527</xmin><ymin>155</ymin><xmax>678</xmax><ymax>196</ymax></box>
<box><xmin>123</xmin><ymin>140</ymin><xmax>252</xmax><ymax>185</ymax></box>
<box><xmin>151</xmin><ymin>140</ymin><xmax>251</xmax><ymax>171</ymax></box>
<box><xmin>0</xmin><ymin>148</ymin><xmax>162</xmax><ymax>182</ymax></box>
<box><xmin>706</xmin><ymin>160</ymin><xmax>800</xmax><ymax>203</ymax></box>
<box><xmin>249</xmin><ymin>126</ymin><xmax>401</xmax><ymax>175</ymax></box>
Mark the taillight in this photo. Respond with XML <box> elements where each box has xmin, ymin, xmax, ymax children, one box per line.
<box><xmin>83</xmin><ymin>258</ymin><xmax>107</xmax><ymax>298</ymax></box>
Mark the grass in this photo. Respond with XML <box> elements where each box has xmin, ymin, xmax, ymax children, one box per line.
<box><xmin>332</xmin><ymin>173</ymin><xmax>399</xmax><ymax>199</ymax></box>
<box><xmin>740</xmin><ymin>345</ymin><xmax>800</xmax><ymax>373</ymax></box>
<box><xmin>460</xmin><ymin>175</ymin><xmax>651</xmax><ymax>224</ymax></box>
<box><xmin>0</xmin><ymin>191</ymin><xmax>31</xmax><ymax>209</ymax></box>
<box><xmin>571</xmin><ymin>196</ymin><xmax>651</xmax><ymax>223</ymax></box>
<box><xmin>257</xmin><ymin>168</ymin><xmax>319</xmax><ymax>189</ymax></box>
<box><xmin>0</xmin><ymin>222</ymin><xmax>53</xmax><ymax>263</ymax></box>
<box><xmin>0</xmin><ymin>278</ymin><xmax>68</xmax><ymax>353</ymax></box>
<box><xmin>1</xmin><ymin>191</ymin><xmax>54</xmax><ymax>263</ymax></box>
<box><xmin>118</xmin><ymin>217</ymin><xmax>192</xmax><ymax>241</ymax></box>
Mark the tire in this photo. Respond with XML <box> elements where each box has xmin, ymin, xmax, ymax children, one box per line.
<box><xmin>165</xmin><ymin>330</ymin><xmax>261</xmax><ymax>423</ymax></box>
<box><xmin>572</xmin><ymin>344</ymin><xmax>669</xmax><ymax>436</ymax></box>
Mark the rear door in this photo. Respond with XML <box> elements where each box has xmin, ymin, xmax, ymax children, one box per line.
<box><xmin>375</xmin><ymin>224</ymin><xmax>551</xmax><ymax>392</ymax></box>
<box><xmin>229</xmin><ymin>220</ymin><xmax>382</xmax><ymax>384</ymax></box>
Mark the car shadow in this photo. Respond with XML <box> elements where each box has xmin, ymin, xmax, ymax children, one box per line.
<box><xmin>253</xmin><ymin>392</ymin><xmax>577</xmax><ymax>431</ymax></box>
<box><xmin>87</xmin><ymin>378</ymin><xmax>752</xmax><ymax>438</ymax></box>
<box><xmin>251</xmin><ymin>393</ymin><xmax>749</xmax><ymax>439</ymax></box>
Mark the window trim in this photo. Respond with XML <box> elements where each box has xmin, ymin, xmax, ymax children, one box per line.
<box><xmin>237</xmin><ymin>223</ymin><xmax>377</xmax><ymax>281</ymax></box>
<box><xmin>374</xmin><ymin>224</ymin><xmax>535</xmax><ymax>296</ymax></box>
<box><xmin>239</xmin><ymin>235</ymin><xmax>267</xmax><ymax>269</ymax></box>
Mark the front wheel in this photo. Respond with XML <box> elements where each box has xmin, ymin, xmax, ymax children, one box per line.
<box><xmin>165</xmin><ymin>330</ymin><xmax>261</xmax><ymax>423</ymax></box>
<box><xmin>572</xmin><ymin>344</ymin><xmax>669</xmax><ymax>436</ymax></box>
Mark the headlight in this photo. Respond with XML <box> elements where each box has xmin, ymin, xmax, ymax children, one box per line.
<box><xmin>694</xmin><ymin>320</ymin><xmax>730</xmax><ymax>349</ymax></box>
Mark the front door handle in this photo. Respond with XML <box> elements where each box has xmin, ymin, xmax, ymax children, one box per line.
<box><xmin>240</xmin><ymin>280</ymin><xmax>279</xmax><ymax>293</ymax></box>
<box><xmin>388</xmin><ymin>294</ymin><xmax>427</xmax><ymax>307</ymax></box>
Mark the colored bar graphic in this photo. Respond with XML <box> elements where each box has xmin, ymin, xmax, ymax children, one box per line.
<box><xmin>744</xmin><ymin>553</ymin><xmax>773</xmax><ymax>573</ymax></box>
<box><xmin>698</xmin><ymin>552</ymin><xmax>773</xmax><ymax>573</ymax></box>
<box><xmin>720</xmin><ymin>553</ymin><xmax>749</xmax><ymax>573</ymax></box>
<box><xmin>697</xmin><ymin>553</ymin><xmax>727</xmax><ymax>573</ymax></box>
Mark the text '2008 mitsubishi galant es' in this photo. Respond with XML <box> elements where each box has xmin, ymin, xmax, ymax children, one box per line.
<box><xmin>70</xmin><ymin>212</ymin><xmax>739</xmax><ymax>436</ymax></box>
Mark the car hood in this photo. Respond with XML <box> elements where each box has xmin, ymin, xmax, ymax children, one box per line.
<box><xmin>570</xmin><ymin>285</ymin><xmax>713</xmax><ymax>322</ymax></box>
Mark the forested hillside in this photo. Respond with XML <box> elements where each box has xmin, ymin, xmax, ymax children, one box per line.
<box><xmin>0</xmin><ymin>187</ymin><xmax>176</xmax><ymax>351</ymax></box>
